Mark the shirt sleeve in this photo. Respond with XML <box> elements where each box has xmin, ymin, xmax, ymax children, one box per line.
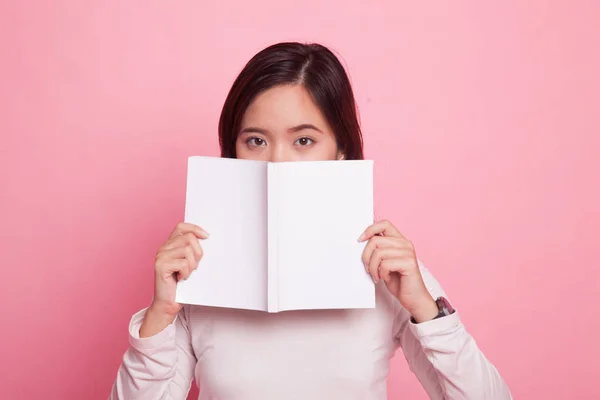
<box><xmin>109</xmin><ymin>307</ymin><xmax>197</xmax><ymax>400</ymax></box>
<box><xmin>393</xmin><ymin>261</ymin><xmax>513</xmax><ymax>400</ymax></box>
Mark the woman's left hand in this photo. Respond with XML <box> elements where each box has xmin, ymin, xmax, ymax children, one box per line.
<box><xmin>359</xmin><ymin>219</ymin><xmax>439</xmax><ymax>323</ymax></box>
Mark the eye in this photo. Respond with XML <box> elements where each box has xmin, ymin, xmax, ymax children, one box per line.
<box><xmin>246</xmin><ymin>136</ymin><xmax>266</xmax><ymax>147</ymax></box>
<box><xmin>295</xmin><ymin>137</ymin><xmax>314</xmax><ymax>146</ymax></box>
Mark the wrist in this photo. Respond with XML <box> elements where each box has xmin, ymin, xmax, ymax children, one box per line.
<box><xmin>139</xmin><ymin>302</ymin><xmax>179</xmax><ymax>338</ymax></box>
<box><xmin>408</xmin><ymin>296</ymin><xmax>439</xmax><ymax>324</ymax></box>
<box><xmin>149</xmin><ymin>299</ymin><xmax>181</xmax><ymax>318</ymax></box>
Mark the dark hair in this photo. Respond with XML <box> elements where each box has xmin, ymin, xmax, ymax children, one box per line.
<box><xmin>218</xmin><ymin>42</ymin><xmax>364</xmax><ymax>160</ymax></box>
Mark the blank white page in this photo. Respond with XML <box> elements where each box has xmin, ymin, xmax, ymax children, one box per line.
<box><xmin>271</xmin><ymin>160</ymin><xmax>375</xmax><ymax>312</ymax></box>
<box><xmin>176</xmin><ymin>156</ymin><xmax>268</xmax><ymax>311</ymax></box>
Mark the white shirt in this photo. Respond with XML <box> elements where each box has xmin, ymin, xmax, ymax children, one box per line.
<box><xmin>110</xmin><ymin>263</ymin><xmax>512</xmax><ymax>399</ymax></box>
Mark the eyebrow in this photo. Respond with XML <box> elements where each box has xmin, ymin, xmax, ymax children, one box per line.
<box><xmin>239</xmin><ymin>127</ymin><xmax>266</xmax><ymax>135</ymax></box>
<box><xmin>239</xmin><ymin>124</ymin><xmax>323</xmax><ymax>135</ymax></box>
<box><xmin>288</xmin><ymin>124</ymin><xmax>323</xmax><ymax>134</ymax></box>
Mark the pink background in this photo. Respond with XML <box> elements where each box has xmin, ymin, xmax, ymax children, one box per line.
<box><xmin>1</xmin><ymin>1</ymin><xmax>599</xmax><ymax>399</ymax></box>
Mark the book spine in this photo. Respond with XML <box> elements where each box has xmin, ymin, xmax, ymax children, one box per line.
<box><xmin>267</xmin><ymin>163</ymin><xmax>278</xmax><ymax>312</ymax></box>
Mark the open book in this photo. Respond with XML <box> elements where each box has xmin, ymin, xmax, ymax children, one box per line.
<box><xmin>175</xmin><ymin>156</ymin><xmax>375</xmax><ymax>312</ymax></box>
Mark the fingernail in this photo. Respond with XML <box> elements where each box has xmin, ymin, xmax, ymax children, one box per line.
<box><xmin>358</xmin><ymin>233</ymin><xmax>365</xmax><ymax>241</ymax></box>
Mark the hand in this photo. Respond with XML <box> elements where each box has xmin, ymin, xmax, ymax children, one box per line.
<box><xmin>151</xmin><ymin>222</ymin><xmax>209</xmax><ymax>316</ymax></box>
<box><xmin>359</xmin><ymin>220</ymin><xmax>438</xmax><ymax>323</ymax></box>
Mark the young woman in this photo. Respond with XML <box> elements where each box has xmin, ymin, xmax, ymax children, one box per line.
<box><xmin>110</xmin><ymin>42</ymin><xmax>512</xmax><ymax>399</ymax></box>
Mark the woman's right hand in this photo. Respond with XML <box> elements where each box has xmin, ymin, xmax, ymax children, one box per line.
<box><xmin>140</xmin><ymin>222</ymin><xmax>208</xmax><ymax>338</ymax></box>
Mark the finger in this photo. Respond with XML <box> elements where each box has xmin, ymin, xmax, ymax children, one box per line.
<box><xmin>157</xmin><ymin>244</ymin><xmax>200</xmax><ymax>271</ymax></box>
<box><xmin>379</xmin><ymin>254</ymin><xmax>421</xmax><ymax>283</ymax></box>
<box><xmin>169</xmin><ymin>222</ymin><xmax>209</xmax><ymax>240</ymax></box>
<box><xmin>162</xmin><ymin>233</ymin><xmax>204</xmax><ymax>258</ymax></box>
<box><xmin>361</xmin><ymin>236</ymin><xmax>402</xmax><ymax>267</ymax></box>
<box><xmin>168</xmin><ymin>258</ymin><xmax>192</xmax><ymax>281</ymax></box>
<box><xmin>171</xmin><ymin>232</ymin><xmax>204</xmax><ymax>260</ymax></box>
<box><xmin>161</xmin><ymin>235</ymin><xmax>188</xmax><ymax>251</ymax></box>
<box><xmin>358</xmin><ymin>219</ymin><xmax>405</xmax><ymax>241</ymax></box>
<box><xmin>156</xmin><ymin>258</ymin><xmax>189</xmax><ymax>280</ymax></box>
<box><xmin>157</xmin><ymin>246</ymin><xmax>189</xmax><ymax>260</ymax></box>
<box><xmin>177</xmin><ymin>267</ymin><xmax>192</xmax><ymax>281</ymax></box>
<box><xmin>184</xmin><ymin>246</ymin><xmax>198</xmax><ymax>272</ymax></box>
<box><xmin>187</xmin><ymin>233</ymin><xmax>204</xmax><ymax>263</ymax></box>
<box><xmin>368</xmin><ymin>247</ymin><xmax>405</xmax><ymax>283</ymax></box>
<box><xmin>379</xmin><ymin>258</ymin><xmax>403</xmax><ymax>284</ymax></box>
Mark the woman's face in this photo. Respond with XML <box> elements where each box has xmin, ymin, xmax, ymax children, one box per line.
<box><xmin>235</xmin><ymin>84</ymin><xmax>342</xmax><ymax>162</ymax></box>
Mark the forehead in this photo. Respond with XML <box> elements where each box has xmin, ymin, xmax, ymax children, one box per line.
<box><xmin>241</xmin><ymin>85</ymin><xmax>329</xmax><ymax>128</ymax></box>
